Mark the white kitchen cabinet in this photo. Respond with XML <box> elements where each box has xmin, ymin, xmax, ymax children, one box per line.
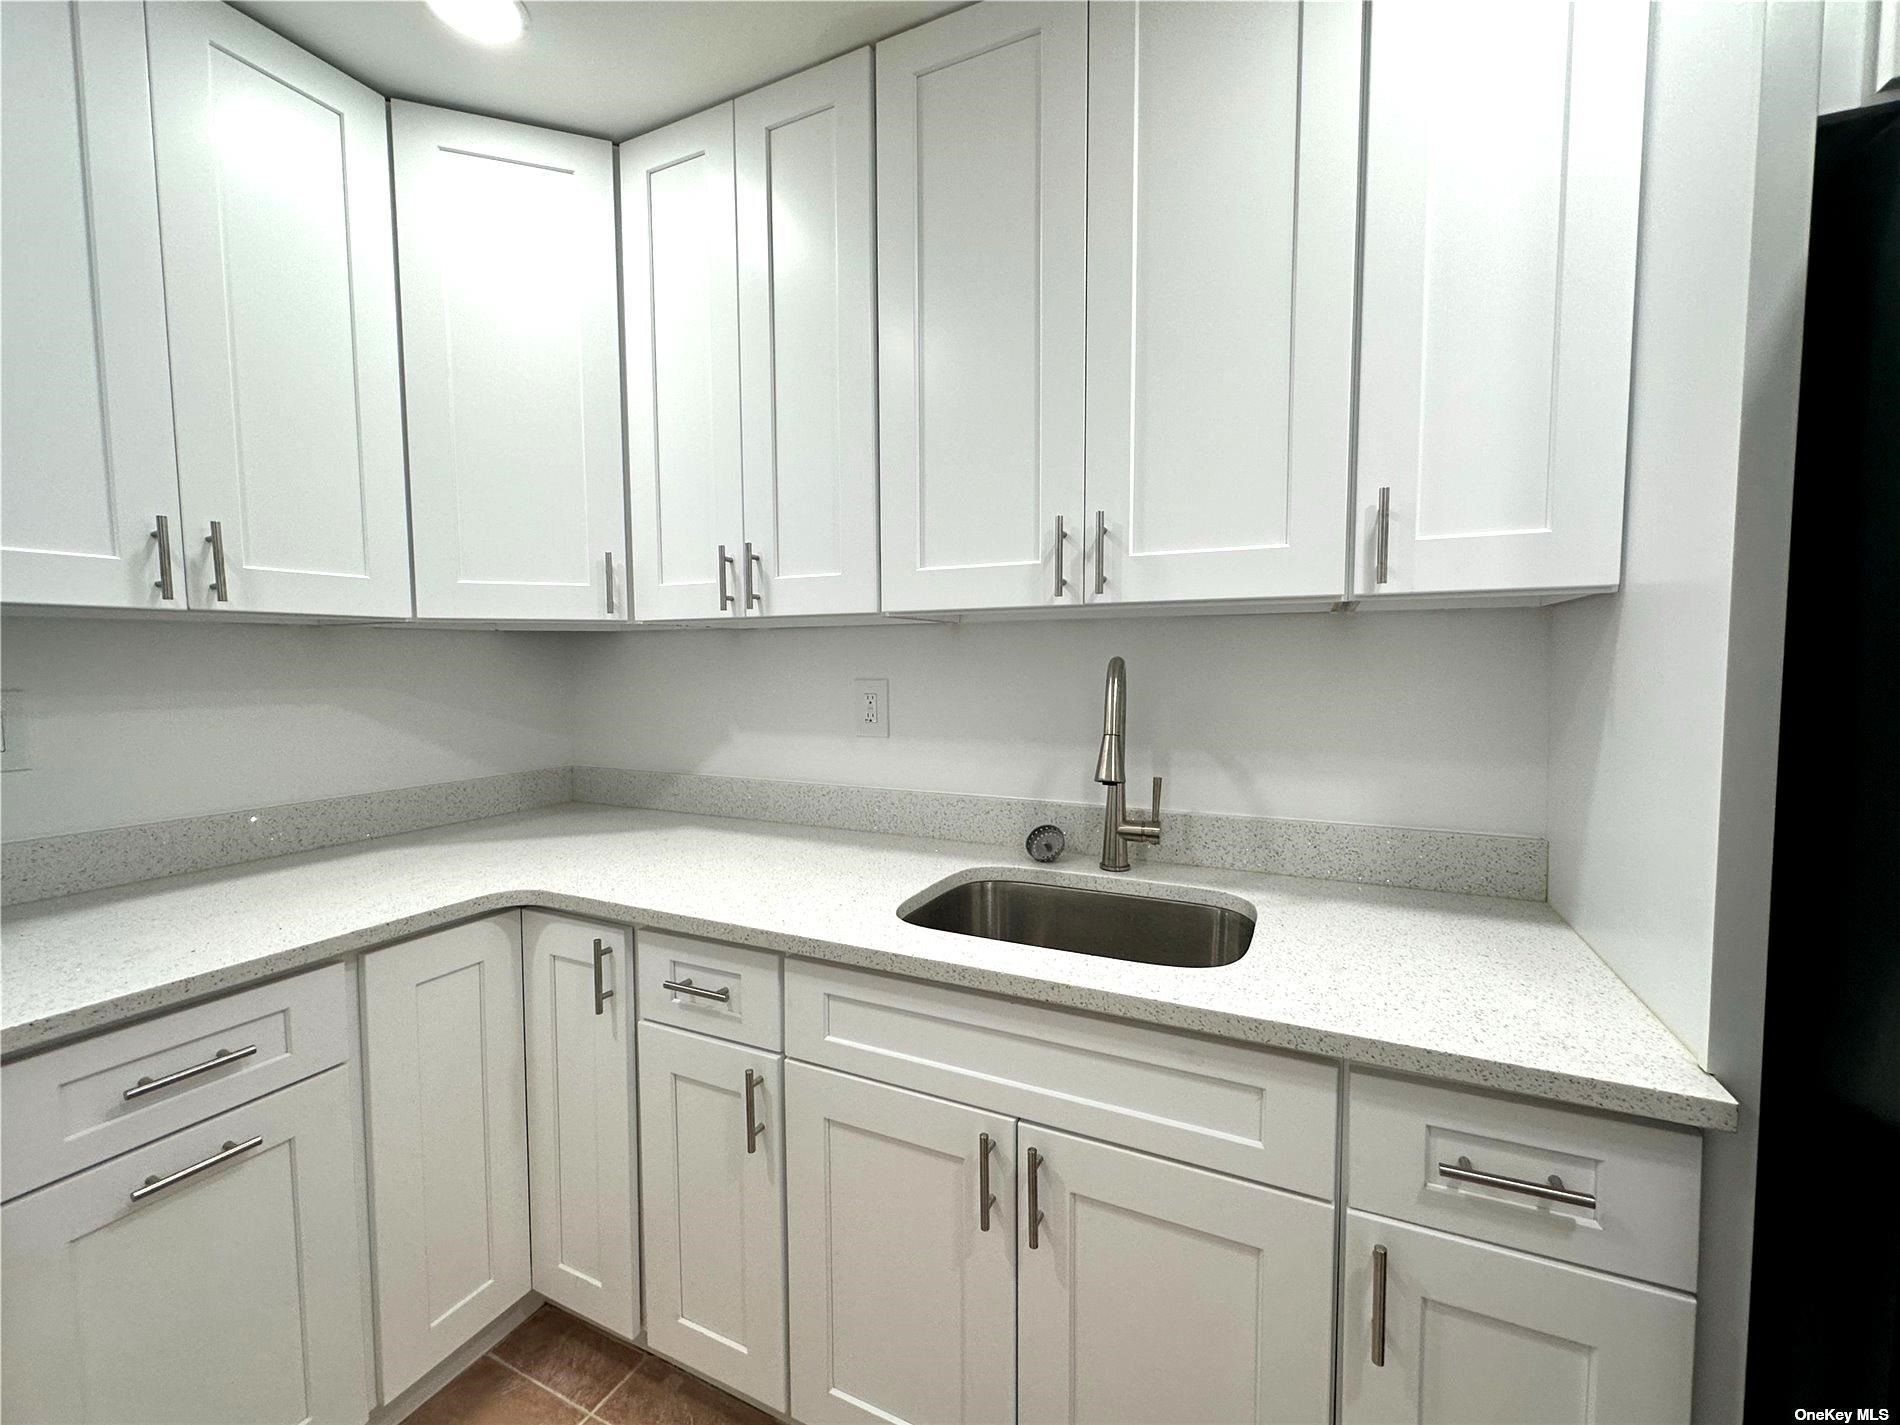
<box><xmin>1820</xmin><ymin>2</ymin><xmax>1900</xmax><ymax>112</ymax></box>
<box><xmin>1017</xmin><ymin>1125</ymin><xmax>1334</xmax><ymax>1425</ymax></box>
<box><xmin>0</xmin><ymin>0</ymin><xmax>185</xmax><ymax>611</ymax></box>
<box><xmin>361</xmin><ymin>914</ymin><xmax>531</xmax><ymax>1400</ymax></box>
<box><xmin>1</xmin><ymin>1068</ymin><xmax>372</xmax><ymax>1425</ymax></box>
<box><xmin>638</xmin><ymin>1021</ymin><xmax>787</xmax><ymax>1411</ymax></box>
<box><xmin>876</xmin><ymin>2</ymin><xmax>1088</xmax><ymax>613</ymax></box>
<box><xmin>522</xmin><ymin>912</ymin><xmax>637</xmax><ymax>1338</ymax></box>
<box><xmin>621</xmin><ymin>105</ymin><xmax>747</xmax><ymax>622</ymax></box>
<box><xmin>735</xmin><ymin>50</ymin><xmax>880</xmax><ymax>617</ymax></box>
<box><xmin>1084</xmin><ymin>1</ymin><xmax>1361</xmax><ymax>606</ymax></box>
<box><xmin>785</xmin><ymin>1063</ymin><xmax>1016</xmax><ymax>1425</ymax></box>
<box><xmin>1340</xmin><ymin>1212</ymin><xmax>1696</xmax><ymax>1425</ymax></box>
<box><xmin>145</xmin><ymin>1</ymin><xmax>410</xmax><ymax>617</ymax></box>
<box><xmin>392</xmin><ymin>103</ymin><xmax>627</xmax><ymax>621</ymax></box>
<box><xmin>1354</xmin><ymin>1</ymin><xmax>1649</xmax><ymax>599</ymax></box>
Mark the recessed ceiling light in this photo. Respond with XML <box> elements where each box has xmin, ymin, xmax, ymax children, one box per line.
<box><xmin>424</xmin><ymin>0</ymin><xmax>527</xmax><ymax>47</ymax></box>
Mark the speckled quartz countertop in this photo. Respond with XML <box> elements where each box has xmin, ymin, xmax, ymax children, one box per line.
<box><xmin>0</xmin><ymin>805</ymin><xmax>1736</xmax><ymax>1130</ymax></box>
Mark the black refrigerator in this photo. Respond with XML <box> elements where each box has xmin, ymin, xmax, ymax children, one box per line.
<box><xmin>1745</xmin><ymin>102</ymin><xmax>1899</xmax><ymax>1418</ymax></box>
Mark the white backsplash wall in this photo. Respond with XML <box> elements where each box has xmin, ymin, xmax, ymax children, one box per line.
<box><xmin>0</xmin><ymin>617</ymin><xmax>574</xmax><ymax>841</ymax></box>
<box><xmin>569</xmin><ymin>608</ymin><xmax>1551</xmax><ymax>837</ymax></box>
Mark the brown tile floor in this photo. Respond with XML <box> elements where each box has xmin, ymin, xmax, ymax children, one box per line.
<box><xmin>407</xmin><ymin>1305</ymin><xmax>777</xmax><ymax>1425</ymax></box>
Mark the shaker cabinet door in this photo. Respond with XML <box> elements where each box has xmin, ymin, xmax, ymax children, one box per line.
<box><xmin>0</xmin><ymin>0</ymin><xmax>184</xmax><ymax>611</ymax></box>
<box><xmin>146</xmin><ymin>1</ymin><xmax>410</xmax><ymax>617</ymax></box>
<box><xmin>393</xmin><ymin>103</ymin><xmax>627</xmax><ymax>621</ymax></box>
<box><xmin>1354</xmin><ymin>1</ymin><xmax>1649</xmax><ymax>598</ymax></box>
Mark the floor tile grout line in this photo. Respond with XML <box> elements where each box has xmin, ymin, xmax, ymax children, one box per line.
<box><xmin>483</xmin><ymin>1349</ymin><xmax>611</xmax><ymax>1419</ymax></box>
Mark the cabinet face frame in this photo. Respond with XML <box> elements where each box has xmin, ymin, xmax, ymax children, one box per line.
<box><xmin>145</xmin><ymin>0</ymin><xmax>411</xmax><ymax>617</ymax></box>
<box><xmin>875</xmin><ymin>2</ymin><xmax>1089</xmax><ymax>613</ymax></box>
<box><xmin>1084</xmin><ymin>0</ymin><xmax>1360</xmax><ymax>607</ymax></box>
<box><xmin>392</xmin><ymin>102</ymin><xmax>628</xmax><ymax>622</ymax></box>
<box><xmin>0</xmin><ymin>0</ymin><xmax>186</xmax><ymax>611</ymax></box>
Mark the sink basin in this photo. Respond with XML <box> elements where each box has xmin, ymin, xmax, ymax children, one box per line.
<box><xmin>900</xmin><ymin>876</ymin><xmax>1254</xmax><ymax>967</ymax></box>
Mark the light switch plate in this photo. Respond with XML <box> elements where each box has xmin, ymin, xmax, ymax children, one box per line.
<box><xmin>854</xmin><ymin>678</ymin><xmax>889</xmax><ymax>738</ymax></box>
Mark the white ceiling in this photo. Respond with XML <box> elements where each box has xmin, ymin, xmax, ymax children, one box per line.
<box><xmin>232</xmin><ymin>0</ymin><xmax>965</xmax><ymax>139</ymax></box>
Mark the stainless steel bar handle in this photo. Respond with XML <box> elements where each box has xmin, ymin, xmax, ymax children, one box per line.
<box><xmin>592</xmin><ymin>938</ymin><xmax>614</xmax><ymax>1016</ymax></box>
<box><xmin>743</xmin><ymin>541</ymin><xmax>762</xmax><ymax>609</ymax></box>
<box><xmin>1374</xmin><ymin>487</ymin><xmax>1391</xmax><ymax>586</ymax></box>
<box><xmin>152</xmin><ymin>515</ymin><xmax>176</xmax><ymax>599</ymax></box>
<box><xmin>717</xmin><ymin>545</ymin><xmax>736</xmax><ymax>610</ymax></box>
<box><xmin>1026</xmin><ymin>1145</ymin><xmax>1043</xmax><ymax>1249</ymax></box>
<box><xmin>978</xmin><ymin>1132</ymin><xmax>995</xmax><ymax>1232</ymax></box>
<box><xmin>130</xmin><ymin>1135</ymin><xmax>264</xmax><ymax>1202</ymax></box>
<box><xmin>1370</xmin><ymin>1244</ymin><xmax>1388</xmax><ymax>1367</ymax></box>
<box><xmin>662</xmin><ymin>977</ymin><xmax>730</xmax><ymax>1003</ymax></box>
<box><xmin>206</xmin><ymin>519</ymin><xmax>230</xmax><ymax>602</ymax></box>
<box><xmin>744</xmin><ymin>1068</ymin><xmax>765</xmax><ymax>1154</ymax></box>
<box><xmin>1053</xmin><ymin>516</ymin><xmax>1067</xmax><ymax>598</ymax></box>
<box><xmin>1437</xmin><ymin>1156</ymin><xmax>1597</xmax><ymax>1209</ymax></box>
<box><xmin>124</xmin><ymin>1043</ymin><xmax>258</xmax><ymax>1101</ymax></box>
<box><xmin>1092</xmin><ymin>509</ymin><xmax>1107</xmax><ymax>596</ymax></box>
<box><xmin>605</xmin><ymin>551</ymin><xmax>617</xmax><ymax>615</ymax></box>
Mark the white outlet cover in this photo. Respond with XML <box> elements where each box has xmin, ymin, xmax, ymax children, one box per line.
<box><xmin>854</xmin><ymin>678</ymin><xmax>889</xmax><ymax>738</ymax></box>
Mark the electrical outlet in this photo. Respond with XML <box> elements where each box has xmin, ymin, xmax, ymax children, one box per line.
<box><xmin>854</xmin><ymin>678</ymin><xmax>889</xmax><ymax>738</ymax></box>
<box><xmin>0</xmin><ymin>688</ymin><xmax>24</xmax><ymax>772</ymax></box>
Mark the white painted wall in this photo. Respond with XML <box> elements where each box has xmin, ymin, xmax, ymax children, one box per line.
<box><xmin>569</xmin><ymin>609</ymin><xmax>1551</xmax><ymax>836</ymax></box>
<box><xmin>0</xmin><ymin>616</ymin><xmax>574</xmax><ymax>840</ymax></box>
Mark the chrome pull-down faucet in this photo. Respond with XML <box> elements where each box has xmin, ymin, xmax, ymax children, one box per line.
<box><xmin>1095</xmin><ymin>656</ymin><xmax>1163</xmax><ymax>871</ymax></box>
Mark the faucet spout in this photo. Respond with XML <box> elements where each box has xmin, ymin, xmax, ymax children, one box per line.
<box><xmin>1095</xmin><ymin>656</ymin><xmax>1127</xmax><ymax>785</ymax></box>
<box><xmin>1092</xmin><ymin>656</ymin><xmax>1162</xmax><ymax>871</ymax></box>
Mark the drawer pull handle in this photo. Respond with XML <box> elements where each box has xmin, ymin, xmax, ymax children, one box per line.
<box><xmin>744</xmin><ymin>1068</ymin><xmax>765</xmax><ymax>1154</ymax></box>
<box><xmin>124</xmin><ymin>1044</ymin><xmax>258</xmax><ymax>1101</ymax></box>
<box><xmin>978</xmin><ymin>1132</ymin><xmax>995</xmax><ymax>1232</ymax></box>
<box><xmin>592</xmin><ymin>938</ymin><xmax>615</xmax><ymax>1016</ymax></box>
<box><xmin>1026</xmin><ymin>1146</ymin><xmax>1043</xmax><ymax>1250</ymax></box>
<box><xmin>1437</xmin><ymin>1156</ymin><xmax>1597</xmax><ymax>1209</ymax></box>
<box><xmin>130</xmin><ymin>1135</ymin><xmax>264</xmax><ymax>1201</ymax></box>
<box><xmin>663</xmin><ymin>978</ymin><xmax>731</xmax><ymax>1004</ymax></box>
<box><xmin>1370</xmin><ymin>1244</ymin><xmax>1388</xmax><ymax>1366</ymax></box>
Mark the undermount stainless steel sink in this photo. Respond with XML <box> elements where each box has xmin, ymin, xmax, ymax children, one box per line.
<box><xmin>900</xmin><ymin>877</ymin><xmax>1254</xmax><ymax>968</ymax></box>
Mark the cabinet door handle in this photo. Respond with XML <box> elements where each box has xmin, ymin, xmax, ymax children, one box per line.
<box><xmin>742</xmin><ymin>540</ymin><xmax>762</xmax><ymax>609</ymax></box>
<box><xmin>592</xmin><ymin>938</ymin><xmax>614</xmax><ymax>1016</ymax></box>
<box><xmin>1026</xmin><ymin>1145</ymin><xmax>1043</xmax><ymax>1249</ymax></box>
<box><xmin>1092</xmin><ymin>509</ymin><xmax>1107</xmax><ymax>596</ymax></box>
<box><xmin>717</xmin><ymin>544</ymin><xmax>736</xmax><ymax>610</ymax></box>
<box><xmin>662</xmin><ymin>977</ymin><xmax>730</xmax><ymax>1003</ymax></box>
<box><xmin>152</xmin><ymin>515</ymin><xmax>176</xmax><ymax>599</ymax></box>
<box><xmin>605</xmin><ymin>551</ymin><xmax>617</xmax><ymax>615</ymax></box>
<box><xmin>1053</xmin><ymin>516</ymin><xmax>1067</xmax><ymax>598</ymax></box>
<box><xmin>978</xmin><ymin>1132</ymin><xmax>996</xmax><ymax>1232</ymax></box>
<box><xmin>1436</xmin><ymin>1156</ymin><xmax>1596</xmax><ymax>1209</ymax></box>
<box><xmin>124</xmin><ymin>1043</ymin><xmax>258</xmax><ymax>1101</ymax></box>
<box><xmin>1374</xmin><ymin>487</ymin><xmax>1391</xmax><ymax>586</ymax></box>
<box><xmin>1370</xmin><ymin>1244</ymin><xmax>1388</xmax><ymax>1366</ymax></box>
<box><xmin>130</xmin><ymin>1135</ymin><xmax>264</xmax><ymax>1202</ymax></box>
<box><xmin>743</xmin><ymin>1068</ymin><xmax>765</xmax><ymax>1154</ymax></box>
<box><xmin>205</xmin><ymin>519</ymin><xmax>230</xmax><ymax>602</ymax></box>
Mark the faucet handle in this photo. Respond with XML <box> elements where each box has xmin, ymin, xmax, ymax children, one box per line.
<box><xmin>1149</xmin><ymin>776</ymin><xmax>1164</xmax><ymax>826</ymax></box>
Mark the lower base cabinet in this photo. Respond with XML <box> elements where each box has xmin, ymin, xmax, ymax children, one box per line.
<box><xmin>1339</xmin><ymin>1211</ymin><xmax>1696</xmax><ymax>1424</ymax></box>
<box><xmin>0</xmin><ymin>1067</ymin><xmax>372</xmax><ymax>1424</ymax></box>
<box><xmin>638</xmin><ymin>1020</ymin><xmax>789</xmax><ymax>1412</ymax></box>
<box><xmin>1019</xmin><ymin>1125</ymin><xmax>1335</xmax><ymax>1425</ymax></box>
<box><xmin>786</xmin><ymin>1062</ymin><xmax>1017</xmax><ymax>1425</ymax></box>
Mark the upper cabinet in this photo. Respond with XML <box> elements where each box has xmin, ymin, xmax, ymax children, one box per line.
<box><xmin>1</xmin><ymin>1</ymin><xmax>184</xmax><ymax>611</ymax></box>
<box><xmin>623</xmin><ymin>49</ymin><xmax>879</xmax><ymax>623</ymax></box>
<box><xmin>392</xmin><ymin>103</ymin><xmax>627</xmax><ymax>621</ymax></box>
<box><xmin>1085</xmin><ymin>1</ymin><xmax>1362</xmax><ymax>606</ymax></box>
<box><xmin>146</xmin><ymin>1</ymin><xmax>410</xmax><ymax>617</ymax></box>
<box><xmin>1353</xmin><ymin>1</ymin><xmax>1649</xmax><ymax>600</ymax></box>
<box><xmin>876</xmin><ymin>4</ymin><xmax>1089</xmax><ymax>613</ymax></box>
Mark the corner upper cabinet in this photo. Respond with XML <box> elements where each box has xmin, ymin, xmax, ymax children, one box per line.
<box><xmin>735</xmin><ymin>50</ymin><xmax>880</xmax><ymax>617</ymax></box>
<box><xmin>393</xmin><ymin>103</ymin><xmax>627</xmax><ymax>621</ymax></box>
<box><xmin>1353</xmin><ymin>2</ymin><xmax>1649</xmax><ymax>600</ymax></box>
<box><xmin>876</xmin><ymin>2</ymin><xmax>1088</xmax><ymax>613</ymax></box>
<box><xmin>145</xmin><ymin>2</ymin><xmax>411</xmax><ymax>617</ymax></box>
<box><xmin>621</xmin><ymin>105</ymin><xmax>747</xmax><ymax>621</ymax></box>
<box><xmin>0</xmin><ymin>1</ymin><xmax>184</xmax><ymax>611</ymax></box>
<box><xmin>1084</xmin><ymin>1</ymin><xmax>1361</xmax><ymax>606</ymax></box>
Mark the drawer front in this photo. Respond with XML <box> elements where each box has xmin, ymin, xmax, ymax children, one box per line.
<box><xmin>784</xmin><ymin>960</ymin><xmax>1337</xmax><ymax>1196</ymax></box>
<box><xmin>2</xmin><ymin>964</ymin><xmax>350</xmax><ymax>1202</ymax></box>
<box><xmin>1347</xmin><ymin>1069</ymin><xmax>1702</xmax><ymax>1291</ymax></box>
<box><xmin>637</xmin><ymin>929</ymin><xmax>783</xmax><ymax>1050</ymax></box>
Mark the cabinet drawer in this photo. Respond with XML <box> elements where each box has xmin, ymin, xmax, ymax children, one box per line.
<box><xmin>637</xmin><ymin>929</ymin><xmax>782</xmax><ymax>1050</ymax></box>
<box><xmin>784</xmin><ymin>960</ymin><xmax>1336</xmax><ymax>1196</ymax></box>
<box><xmin>1347</xmin><ymin>1069</ymin><xmax>1702</xmax><ymax>1291</ymax></box>
<box><xmin>2</xmin><ymin>964</ymin><xmax>350</xmax><ymax>1201</ymax></box>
